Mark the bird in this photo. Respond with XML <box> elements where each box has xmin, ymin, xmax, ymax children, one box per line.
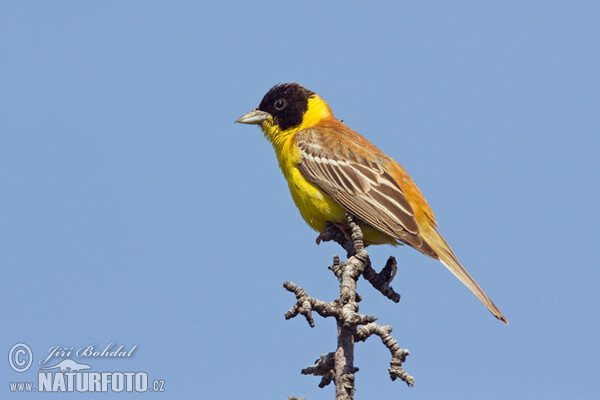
<box><xmin>236</xmin><ymin>82</ymin><xmax>507</xmax><ymax>324</ymax></box>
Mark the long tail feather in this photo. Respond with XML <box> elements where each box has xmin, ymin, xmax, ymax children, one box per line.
<box><xmin>423</xmin><ymin>228</ymin><xmax>508</xmax><ymax>324</ymax></box>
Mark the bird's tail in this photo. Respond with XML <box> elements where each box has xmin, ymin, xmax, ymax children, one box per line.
<box><xmin>423</xmin><ymin>227</ymin><xmax>508</xmax><ymax>324</ymax></box>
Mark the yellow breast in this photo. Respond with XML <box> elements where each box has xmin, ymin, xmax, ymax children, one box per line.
<box><xmin>275</xmin><ymin>133</ymin><xmax>347</xmax><ymax>232</ymax></box>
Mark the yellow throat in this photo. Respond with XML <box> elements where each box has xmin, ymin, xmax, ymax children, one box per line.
<box><xmin>258</xmin><ymin>95</ymin><xmax>349</xmax><ymax>233</ymax></box>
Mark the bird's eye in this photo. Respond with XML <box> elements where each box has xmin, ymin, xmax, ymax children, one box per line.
<box><xmin>274</xmin><ymin>99</ymin><xmax>286</xmax><ymax>110</ymax></box>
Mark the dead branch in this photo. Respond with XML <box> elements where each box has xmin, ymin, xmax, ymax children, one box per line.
<box><xmin>284</xmin><ymin>214</ymin><xmax>414</xmax><ymax>399</ymax></box>
<box><xmin>355</xmin><ymin>323</ymin><xmax>414</xmax><ymax>386</ymax></box>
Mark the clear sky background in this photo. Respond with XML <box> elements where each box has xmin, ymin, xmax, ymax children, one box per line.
<box><xmin>1</xmin><ymin>2</ymin><xmax>599</xmax><ymax>399</ymax></box>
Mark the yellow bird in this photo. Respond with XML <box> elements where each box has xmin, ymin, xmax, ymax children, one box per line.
<box><xmin>236</xmin><ymin>83</ymin><xmax>507</xmax><ymax>324</ymax></box>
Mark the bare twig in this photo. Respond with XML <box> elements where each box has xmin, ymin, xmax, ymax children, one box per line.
<box><xmin>285</xmin><ymin>214</ymin><xmax>413</xmax><ymax>399</ymax></box>
<box><xmin>355</xmin><ymin>323</ymin><xmax>414</xmax><ymax>386</ymax></box>
<box><xmin>362</xmin><ymin>257</ymin><xmax>401</xmax><ymax>303</ymax></box>
<box><xmin>301</xmin><ymin>352</ymin><xmax>336</xmax><ymax>388</ymax></box>
<box><xmin>320</xmin><ymin>220</ymin><xmax>402</xmax><ymax>303</ymax></box>
<box><xmin>283</xmin><ymin>281</ymin><xmax>339</xmax><ymax>327</ymax></box>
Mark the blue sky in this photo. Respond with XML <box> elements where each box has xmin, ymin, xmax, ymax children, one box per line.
<box><xmin>1</xmin><ymin>1</ymin><xmax>599</xmax><ymax>399</ymax></box>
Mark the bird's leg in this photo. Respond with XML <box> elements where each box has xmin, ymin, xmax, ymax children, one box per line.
<box><xmin>333</xmin><ymin>222</ymin><xmax>354</xmax><ymax>244</ymax></box>
<box><xmin>316</xmin><ymin>222</ymin><xmax>352</xmax><ymax>244</ymax></box>
<box><xmin>317</xmin><ymin>221</ymin><xmax>356</xmax><ymax>257</ymax></box>
<box><xmin>316</xmin><ymin>232</ymin><xmax>324</xmax><ymax>244</ymax></box>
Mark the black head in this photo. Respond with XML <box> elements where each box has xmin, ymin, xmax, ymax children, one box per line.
<box><xmin>258</xmin><ymin>83</ymin><xmax>314</xmax><ymax>131</ymax></box>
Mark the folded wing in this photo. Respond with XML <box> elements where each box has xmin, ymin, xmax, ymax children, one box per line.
<box><xmin>296</xmin><ymin>125</ymin><xmax>435</xmax><ymax>256</ymax></box>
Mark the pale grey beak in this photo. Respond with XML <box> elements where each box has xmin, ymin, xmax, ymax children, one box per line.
<box><xmin>235</xmin><ymin>109</ymin><xmax>272</xmax><ymax>125</ymax></box>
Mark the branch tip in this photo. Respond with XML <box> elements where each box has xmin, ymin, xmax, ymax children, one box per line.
<box><xmin>284</xmin><ymin>212</ymin><xmax>413</xmax><ymax>395</ymax></box>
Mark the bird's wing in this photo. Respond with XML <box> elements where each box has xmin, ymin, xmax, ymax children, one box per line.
<box><xmin>296</xmin><ymin>121</ymin><xmax>507</xmax><ymax>323</ymax></box>
<box><xmin>296</xmin><ymin>125</ymin><xmax>433</xmax><ymax>253</ymax></box>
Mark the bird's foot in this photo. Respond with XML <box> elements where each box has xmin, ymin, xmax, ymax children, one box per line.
<box><xmin>316</xmin><ymin>222</ymin><xmax>356</xmax><ymax>257</ymax></box>
<box><xmin>333</xmin><ymin>222</ymin><xmax>353</xmax><ymax>243</ymax></box>
<box><xmin>316</xmin><ymin>232</ymin><xmax>323</xmax><ymax>245</ymax></box>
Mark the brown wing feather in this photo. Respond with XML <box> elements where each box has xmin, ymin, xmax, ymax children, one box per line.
<box><xmin>296</xmin><ymin>123</ymin><xmax>435</xmax><ymax>256</ymax></box>
<box><xmin>296</xmin><ymin>116</ymin><xmax>507</xmax><ymax>323</ymax></box>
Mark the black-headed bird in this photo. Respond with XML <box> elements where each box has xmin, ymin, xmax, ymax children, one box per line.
<box><xmin>236</xmin><ymin>83</ymin><xmax>507</xmax><ymax>324</ymax></box>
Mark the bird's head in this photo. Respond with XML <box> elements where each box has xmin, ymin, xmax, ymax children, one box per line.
<box><xmin>236</xmin><ymin>83</ymin><xmax>333</xmax><ymax>139</ymax></box>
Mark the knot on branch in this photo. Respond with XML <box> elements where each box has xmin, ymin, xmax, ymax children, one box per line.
<box><xmin>340</xmin><ymin>304</ymin><xmax>377</xmax><ymax>328</ymax></box>
<box><xmin>337</xmin><ymin>370</ymin><xmax>358</xmax><ymax>397</ymax></box>
<box><xmin>301</xmin><ymin>352</ymin><xmax>336</xmax><ymax>388</ymax></box>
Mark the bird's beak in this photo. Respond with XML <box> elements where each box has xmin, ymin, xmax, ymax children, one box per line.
<box><xmin>235</xmin><ymin>109</ymin><xmax>272</xmax><ymax>125</ymax></box>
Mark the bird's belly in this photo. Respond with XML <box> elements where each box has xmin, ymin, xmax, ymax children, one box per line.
<box><xmin>285</xmin><ymin>167</ymin><xmax>399</xmax><ymax>246</ymax></box>
<box><xmin>286</xmin><ymin>167</ymin><xmax>347</xmax><ymax>232</ymax></box>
